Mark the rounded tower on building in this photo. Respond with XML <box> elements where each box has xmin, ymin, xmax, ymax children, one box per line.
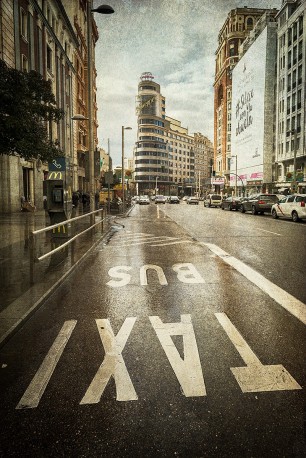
<box><xmin>134</xmin><ymin>72</ymin><xmax>170</xmax><ymax>195</ymax></box>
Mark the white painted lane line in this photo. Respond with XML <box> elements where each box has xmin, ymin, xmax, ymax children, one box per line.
<box><xmin>16</xmin><ymin>320</ymin><xmax>77</xmax><ymax>409</ymax></box>
<box><xmin>215</xmin><ymin>313</ymin><xmax>301</xmax><ymax>393</ymax></box>
<box><xmin>150</xmin><ymin>315</ymin><xmax>206</xmax><ymax>397</ymax></box>
<box><xmin>203</xmin><ymin>243</ymin><xmax>306</xmax><ymax>325</ymax></box>
<box><xmin>151</xmin><ymin>240</ymin><xmax>194</xmax><ymax>246</ymax></box>
<box><xmin>256</xmin><ymin>228</ymin><xmax>282</xmax><ymax>236</ymax></box>
<box><xmin>80</xmin><ymin>318</ymin><xmax>137</xmax><ymax>403</ymax></box>
<box><xmin>113</xmin><ymin>236</ymin><xmax>180</xmax><ymax>247</ymax></box>
<box><xmin>120</xmin><ymin>233</ymin><xmax>155</xmax><ymax>239</ymax></box>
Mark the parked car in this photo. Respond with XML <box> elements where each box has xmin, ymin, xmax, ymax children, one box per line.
<box><xmin>240</xmin><ymin>194</ymin><xmax>279</xmax><ymax>215</ymax></box>
<box><xmin>155</xmin><ymin>195</ymin><xmax>167</xmax><ymax>204</ymax></box>
<box><xmin>187</xmin><ymin>196</ymin><xmax>199</xmax><ymax>205</ymax></box>
<box><xmin>204</xmin><ymin>194</ymin><xmax>222</xmax><ymax>208</ymax></box>
<box><xmin>169</xmin><ymin>196</ymin><xmax>180</xmax><ymax>204</ymax></box>
<box><xmin>271</xmin><ymin>194</ymin><xmax>306</xmax><ymax>222</ymax></box>
<box><xmin>139</xmin><ymin>195</ymin><xmax>150</xmax><ymax>205</ymax></box>
<box><xmin>221</xmin><ymin>196</ymin><xmax>242</xmax><ymax>211</ymax></box>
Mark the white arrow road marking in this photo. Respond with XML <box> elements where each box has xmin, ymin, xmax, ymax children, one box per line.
<box><xmin>16</xmin><ymin>320</ymin><xmax>77</xmax><ymax>409</ymax></box>
<box><xmin>203</xmin><ymin>243</ymin><xmax>306</xmax><ymax>325</ymax></box>
<box><xmin>80</xmin><ymin>318</ymin><xmax>138</xmax><ymax>404</ymax></box>
<box><xmin>150</xmin><ymin>315</ymin><xmax>206</xmax><ymax>397</ymax></box>
<box><xmin>215</xmin><ymin>313</ymin><xmax>301</xmax><ymax>393</ymax></box>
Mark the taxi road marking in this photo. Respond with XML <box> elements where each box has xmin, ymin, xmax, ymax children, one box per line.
<box><xmin>16</xmin><ymin>315</ymin><xmax>301</xmax><ymax>409</ymax></box>
<box><xmin>203</xmin><ymin>243</ymin><xmax>306</xmax><ymax>326</ymax></box>
<box><xmin>16</xmin><ymin>320</ymin><xmax>77</xmax><ymax>409</ymax></box>
<box><xmin>215</xmin><ymin>313</ymin><xmax>301</xmax><ymax>393</ymax></box>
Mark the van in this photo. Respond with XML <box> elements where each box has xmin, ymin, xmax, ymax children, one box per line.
<box><xmin>204</xmin><ymin>194</ymin><xmax>222</xmax><ymax>208</ymax></box>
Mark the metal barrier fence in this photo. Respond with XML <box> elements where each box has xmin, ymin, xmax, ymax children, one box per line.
<box><xmin>29</xmin><ymin>207</ymin><xmax>107</xmax><ymax>284</ymax></box>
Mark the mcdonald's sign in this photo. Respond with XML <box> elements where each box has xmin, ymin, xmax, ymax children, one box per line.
<box><xmin>47</xmin><ymin>171</ymin><xmax>64</xmax><ymax>180</ymax></box>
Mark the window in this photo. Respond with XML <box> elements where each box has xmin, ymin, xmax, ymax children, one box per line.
<box><xmin>246</xmin><ymin>17</ymin><xmax>253</xmax><ymax>30</ymax></box>
<box><xmin>47</xmin><ymin>45</ymin><xmax>52</xmax><ymax>72</ymax></box>
<box><xmin>20</xmin><ymin>8</ymin><xmax>28</xmax><ymax>40</ymax></box>
<box><xmin>21</xmin><ymin>55</ymin><xmax>28</xmax><ymax>72</ymax></box>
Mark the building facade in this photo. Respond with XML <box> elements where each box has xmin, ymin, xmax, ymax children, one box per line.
<box><xmin>213</xmin><ymin>7</ymin><xmax>279</xmax><ymax>193</ymax></box>
<box><xmin>0</xmin><ymin>0</ymin><xmax>100</xmax><ymax>213</ymax></box>
<box><xmin>134</xmin><ymin>72</ymin><xmax>212</xmax><ymax>196</ymax></box>
<box><xmin>230</xmin><ymin>12</ymin><xmax>278</xmax><ymax>195</ymax></box>
<box><xmin>275</xmin><ymin>0</ymin><xmax>306</xmax><ymax>193</ymax></box>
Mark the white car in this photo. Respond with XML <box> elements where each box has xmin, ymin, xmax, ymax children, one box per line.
<box><xmin>139</xmin><ymin>195</ymin><xmax>150</xmax><ymax>205</ymax></box>
<box><xmin>155</xmin><ymin>195</ymin><xmax>167</xmax><ymax>204</ymax></box>
<box><xmin>187</xmin><ymin>196</ymin><xmax>199</xmax><ymax>205</ymax></box>
<box><xmin>271</xmin><ymin>194</ymin><xmax>306</xmax><ymax>222</ymax></box>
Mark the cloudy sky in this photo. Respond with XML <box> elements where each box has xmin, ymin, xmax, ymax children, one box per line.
<box><xmin>94</xmin><ymin>0</ymin><xmax>281</xmax><ymax>166</ymax></box>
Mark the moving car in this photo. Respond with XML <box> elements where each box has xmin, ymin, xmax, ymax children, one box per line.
<box><xmin>139</xmin><ymin>195</ymin><xmax>150</xmax><ymax>205</ymax></box>
<box><xmin>271</xmin><ymin>194</ymin><xmax>306</xmax><ymax>222</ymax></box>
<box><xmin>204</xmin><ymin>194</ymin><xmax>222</xmax><ymax>208</ymax></box>
<box><xmin>155</xmin><ymin>195</ymin><xmax>167</xmax><ymax>204</ymax></box>
<box><xmin>169</xmin><ymin>196</ymin><xmax>180</xmax><ymax>204</ymax></box>
<box><xmin>220</xmin><ymin>196</ymin><xmax>242</xmax><ymax>211</ymax></box>
<box><xmin>240</xmin><ymin>194</ymin><xmax>279</xmax><ymax>215</ymax></box>
<box><xmin>187</xmin><ymin>196</ymin><xmax>199</xmax><ymax>205</ymax></box>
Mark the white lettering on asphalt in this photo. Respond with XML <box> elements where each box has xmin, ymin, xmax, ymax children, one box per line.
<box><xmin>172</xmin><ymin>263</ymin><xmax>205</xmax><ymax>284</ymax></box>
<box><xmin>204</xmin><ymin>243</ymin><xmax>306</xmax><ymax>326</ymax></box>
<box><xmin>106</xmin><ymin>266</ymin><xmax>132</xmax><ymax>287</ymax></box>
<box><xmin>149</xmin><ymin>315</ymin><xmax>206</xmax><ymax>397</ymax></box>
<box><xmin>140</xmin><ymin>264</ymin><xmax>168</xmax><ymax>286</ymax></box>
<box><xmin>80</xmin><ymin>318</ymin><xmax>138</xmax><ymax>404</ymax></box>
<box><xmin>16</xmin><ymin>320</ymin><xmax>77</xmax><ymax>409</ymax></box>
<box><xmin>107</xmin><ymin>263</ymin><xmax>205</xmax><ymax>287</ymax></box>
<box><xmin>215</xmin><ymin>313</ymin><xmax>301</xmax><ymax>393</ymax></box>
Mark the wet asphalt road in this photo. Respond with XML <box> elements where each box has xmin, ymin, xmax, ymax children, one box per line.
<box><xmin>0</xmin><ymin>202</ymin><xmax>305</xmax><ymax>457</ymax></box>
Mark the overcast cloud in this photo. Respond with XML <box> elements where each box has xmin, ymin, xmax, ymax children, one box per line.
<box><xmin>94</xmin><ymin>0</ymin><xmax>281</xmax><ymax>166</ymax></box>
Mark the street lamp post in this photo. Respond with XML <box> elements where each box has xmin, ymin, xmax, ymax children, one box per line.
<box><xmin>155</xmin><ymin>176</ymin><xmax>159</xmax><ymax>195</ymax></box>
<box><xmin>291</xmin><ymin>128</ymin><xmax>297</xmax><ymax>192</ymax></box>
<box><xmin>231</xmin><ymin>155</ymin><xmax>238</xmax><ymax>196</ymax></box>
<box><xmin>87</xmin><ymin>3</ymin><xmax>114</xmax><ymax>213</ymax></box>
<box><xmin>122</xmin><ymin>126</ymin><xmax>132</xmax><ymax>212</ymax></box>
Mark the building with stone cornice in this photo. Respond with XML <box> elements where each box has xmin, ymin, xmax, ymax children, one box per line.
<box><xmin>213</xmin><ymin>6</ymin><xmax>279</xmax><ymax>194</ymax></box>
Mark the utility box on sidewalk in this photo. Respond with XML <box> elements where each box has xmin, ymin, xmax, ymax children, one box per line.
<box><xmin>46</xmin><ymin>158</ymin><xmax>72</xmax><ymax>237</ymax></box>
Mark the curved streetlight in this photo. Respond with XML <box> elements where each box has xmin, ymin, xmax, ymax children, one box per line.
<box><xmin>87</xmin><ymin>3</ymin><xmax>114</xmax><ymax>213</ymax></box>
<box><xmin>92</xmin><ymin>5</ymin><xmax>115</xmax><ymax>14</ymax></box>
<box><xmin>71</xmin><ymin>114</ymin><xmax>89</xmax><ymax>121</ymax></box>
<box><xmin>122</xmin><ymin>126</ymin><xmax>132</xmax><ymax>212</ymax></box>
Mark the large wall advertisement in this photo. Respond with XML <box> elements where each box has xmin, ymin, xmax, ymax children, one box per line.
<box><xmin>231</xmin><ymin>28</ymin><xmax>268</xmax><ymax>186</ymax></box>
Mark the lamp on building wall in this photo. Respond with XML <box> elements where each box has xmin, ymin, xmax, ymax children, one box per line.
<box><xmin>122</xmin><ymin>126</ymin><xmax>132</xmax><ymax>212</ymax></box>
<box><xmin>87</xmin><ymin>2</ymin><xmax>114</xmax><ymax>212</ymax></box>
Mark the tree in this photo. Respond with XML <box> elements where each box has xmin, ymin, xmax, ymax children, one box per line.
<box><xmin>0</xmin><ymin>59</ymin><xmax>64</xmax><ymax>162</ymax></box>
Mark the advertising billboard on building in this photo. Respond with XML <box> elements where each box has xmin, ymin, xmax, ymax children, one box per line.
<box><xmin>231</xmin><ymin>27</ymin><xmax>268</xmax><ymax>186</ymax></box>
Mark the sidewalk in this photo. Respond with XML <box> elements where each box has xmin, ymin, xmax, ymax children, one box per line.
<box><xmin>0</xmin><ymin>207</ymin><xmax>118</xmax><ymax>347</ymax></box>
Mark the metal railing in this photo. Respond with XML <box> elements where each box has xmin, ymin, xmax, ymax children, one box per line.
<box><xmin>29</xmin><ymin>207</ymin><xmax>107</xmax><ymax>284</ymax></box>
